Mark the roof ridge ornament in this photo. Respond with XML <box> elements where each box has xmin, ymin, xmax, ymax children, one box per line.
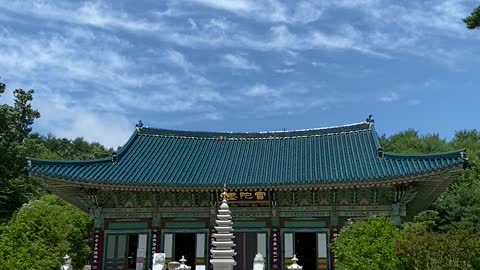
<box><xmin>377</xmin><ymin>147</ymin><xmax>384</xmax><ymax>158</ymax></box>
<box><xmin>365</xmin><ymin>114</ymin><xmax>375</xmax><ymax>124</ymax></box>
<box><xmin>136</xmin><ymin>120</ymin><xmax>144</xmax><ymax>132</ymax></box>
<box><xmin>461</xmin><ymin>149</ymin><xmax>469</xmax><ymax>169</ymax></box>
<box><xmin>112</xmin><ymin>151</ymin><xmax>118</xmax><ymax>163</ymax></box>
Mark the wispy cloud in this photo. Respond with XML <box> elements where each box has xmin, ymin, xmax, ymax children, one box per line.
<box><xmin>275</xmin><ymin>68</ymin><xmax>294</xmax><ymax>73</ymax></box>
<box><xmin>1</xmin><ymin>0</ymin><xmax>478</xmax><ymax>147</ymax></box>
<box><xmin>4</xmin><ymin>0</ymin><xmax>470</xmax><ymax>63</ymax></box>
<box><xmin>0</xmin><ymin>25</ymin><xmax>226</xmax><ymax>146</ymax></box>
<box><xmin>245</xmin><ymin>84</ymin><xmax>279</xmax><ymax>97</ymax></box>
<box><xmin>1</xmin><ymin>1</ymin><xmax>162</xmax><ymax>32</ymax></box>
<box><xmin>165</xmin><ymin>49</ymin><xmax>194</xmax><ymax>71</ymax></box>
<box><xmin>189</xmin><ymin>0</ymin><xmax>254</xmax><ymax>13</ymax></box>
<box><xmin>407</xmin><ymin>99</ymin><xmax>421</xmax><ymax>106</ymax></box>
<box><xmin>188</xmin><ymin>0</ymin><xmax>324</xmax><ymax>25</ymax></box>
<box><xmin>222</xmin><ymin>54</ymin><xmax>260</xmax><ymax>71</ymax></box>
<box><xmin>33</xmin><ymin>91</ymin><xmax>132</xmax><ymax>148</ymax></box>
<box><xmin>165</xmin><ymin>0</ymin><xmax>475</xmax><ymax>64</ymax></box>
<box><xmin>241</xmin><ymin>83</ymin><xmax>337</xmax><ymax>114</ymax></box>
<box><xmin>380</xmin><ymin>92</ymin><xmax>400</xmax><ymax>103</ymax></box>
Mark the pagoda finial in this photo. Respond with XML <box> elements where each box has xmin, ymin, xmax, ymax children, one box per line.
<box><xmin>221</xmin><ymin>184</ymin><xmax>228</xmax><ymax>201</ymax></box>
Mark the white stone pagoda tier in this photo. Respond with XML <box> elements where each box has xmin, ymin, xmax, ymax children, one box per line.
<box><xmin>210</xmin><ymin>191</ymin><xmax>236</xmax><ymax>270</ymax></box>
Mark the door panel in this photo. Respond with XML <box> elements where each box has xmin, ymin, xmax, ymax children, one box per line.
<box><xmin>234</xmin><ymin>232</ymin><xmax>266</xmax><ymax>270</ymax></box>
<box><xmin>104</xmin><ymin>233</ymin><xmax>149</xmax><ymax>270</ymax></box>
<box><xmin>104</xmin><ymin>234</ymin><xmax>127</xmax><ymax>270</ymax></box>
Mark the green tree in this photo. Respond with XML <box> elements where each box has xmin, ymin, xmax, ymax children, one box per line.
<box><xmin>24</xmin><ymin>133</ymin><xmax>113</xmax><ymax>161</ymax></box>
<box><xmin>380</xmin><ymin>130</ymin><xmax>451</xmax><ymax>154</ymax></box>
<box><xmin>0</xmin><ymin>195</ymin><xmax>91</xmax><ymax>270</ymax></box>
<box><xmin>0</xmin><ymin>81</ymin><xmax>41</xmax><ymax>221</ymax></box>
<box><xmin>381</xmin><ymin>129</ymin><xmax>480</xmax><ymax>232</ymax></box>
<box><xmin>464</xmin><ymin>6</ymin><xmax>480</xmax><ymax>29</ymax></box>
<box><xmin>402</xmin><ymin>210</ymin><xmax>442</xmax><ymax>234</ymax></box>
<box><xmin>397</xmin><ymin>230</ymin><xmax>480</xmax><ymax>270</ymax></box>
<box><xmin>332</xmin><ymin>216</ymin><xmax>403</xmax><ymax>270</ymax></box>
<box><xmin>435</xmin><ymin>130</ymin><xmax>480</xmax><ymax>232</ymax></box>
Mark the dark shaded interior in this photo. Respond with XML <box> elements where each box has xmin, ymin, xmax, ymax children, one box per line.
<box><xmin>127</xmin><ymin>234</ymin><xmax>139</xmax><ymax>269</ymax></box>
<box><xmin>295</xmin><ymin>232</ymin><xmax>317</xmax><ymax>270</ymax></box>
<box><xmin>174</xmin><ymin>233</ymin><xmax>196</xmax><ymax>268</ymax></box>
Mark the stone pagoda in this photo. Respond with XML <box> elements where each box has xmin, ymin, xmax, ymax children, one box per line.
<box><xmin>210</xmin><ymin>187</ymin><xmax>237</xmax><ymax>270</ymax></box>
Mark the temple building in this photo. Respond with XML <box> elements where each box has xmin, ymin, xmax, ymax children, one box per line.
<box><xmin>28</xmin><ymin>119</ymin><xmax>466</xmax><ymax>270</ymax></box>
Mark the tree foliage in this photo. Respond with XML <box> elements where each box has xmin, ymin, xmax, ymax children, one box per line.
<box><xmin>332</xmin><ymin>216</ymin><xmax>404</xmax><ymax>270</ymax></box>
<box><xmin>0</xmin><ymin>195</ymin><xmax>91</xmax><ymax>270</ymax></box>
<box><xmin>334</xmin><ymin>129</ymin><xmax>480</xmax><ymax>268</ymax></box>
<box><xmin>398</xmin><ymin>226</ymin><xmax>480</xmax><ymax>269</ymax></box>
<box><xmin>402</xmin><ymin>232</ymin><xmax>480</xmax><ymax>270</ymax></box>
<box><xmin>464</xmin><ymin>5</ymin><xmax>480</xmax><ymax>29</ymax></box>
<box><xmin>1</xmin><ymin>80</ymin><xmax>113</xmax><ymax>222</ymax></box>
<box><xmin>1</xmin><ymin>80</ymin><xmax>113</xmax><ymax>269</ymax></box>
<box><xmin>25</xmin><ymin>133</ymin><xmax>113</xmax><ymax>161</ymax></box>
<box><xmin>381</xmin><ymin>129</ymin><xmax>480</xmax><ymax>232</ymax></box>
<box><xmin>0</xmin><ymin>82</ymin><xmax>40</xmax><ymax>221</ymax></box>
<box><xmin>380</xmin><ymin>130</ymin><xmax>450</xmax><ymax>154</ymax></box>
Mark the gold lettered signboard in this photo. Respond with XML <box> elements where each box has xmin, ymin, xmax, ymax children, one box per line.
<box><xmin>216</xmin><ymin>190</ymin><xmax>270</xmax><ymax>203</ymax></box>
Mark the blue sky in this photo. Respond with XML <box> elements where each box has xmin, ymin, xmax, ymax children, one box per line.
<box><xmin>0</xmin><ymin>0</ymin><xmax>479</xmax><ymax>148</ymax></box>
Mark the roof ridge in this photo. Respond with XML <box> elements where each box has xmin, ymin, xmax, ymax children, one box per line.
<box><xmin>137</xmin><ymin>121</ymin><xmax>371</xmax><ymax>139</ymax></box>
<box><xmin>29</xmin><ymin>157</ymin><xmax>112</xmax><ymax>166</ymax></box>
<box><xmin>383</xmin><ymin>149</ymin><xmax>466</xmax><ymax>160</ymax></box>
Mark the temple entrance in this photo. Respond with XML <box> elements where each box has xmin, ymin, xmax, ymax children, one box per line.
<box><xmin>127</xmin><ymin>235</ymin><xmax>139</xmax><ymax>269</ymax></box>
<box><xmin>294</xmin><ymin>232</ymin><xmax>317</xmax><ymax>270</ymax></box>
<box><xmin>104</xmin><ymin>233</ymin><xmax>148</xmax><ymax>270</ymax></box>
<box><xmin>284</xmin><ymin>231</ymin><xmax>329</xmax><ymax>270</ymax></box>
<box><xmin>234</xmin><ymin>232</ymin><xmax>267</xmax><ymax>270</ymax></box>
<box><xmin>174</xmin><ymin>233</ymin><xmax>196</xmax><ymax>268</ymax></box>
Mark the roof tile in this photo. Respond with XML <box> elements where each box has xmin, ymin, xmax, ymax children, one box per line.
<box><xmin>29</xmin><ymin>122</ymin><xmax>466</xmax><ymax>187</ymax></box>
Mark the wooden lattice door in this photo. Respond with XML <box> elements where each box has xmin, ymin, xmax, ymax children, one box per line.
<box><xmin>104</xmin><ymin>234</ymin><xmax>127</xmax><ymax>270</ymax></box>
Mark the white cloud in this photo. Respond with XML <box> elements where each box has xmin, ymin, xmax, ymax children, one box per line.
<box><xmin>240</xmin><ymin>82</ymin><xmax>339</xmax><ymax>115</ymax></box>
<box><xmin>407</xmin><ymin>99</ymin><xmax>421</xmax><ymax>106</ymax></box>
<box><xmin>189</xmin><ymin>0</ymin><xmax>254</xmax><ymax>13</ymax></box>
<box><xmin>222</xmin><ymin>54</ymin><xmax>260</xmax><ymax>71</ymax></box>
<box><xmin>33</xmin><ymin>91</ymin><xmax>132</xmax><ymax>148</ymax></box>
<box><xmin>187</xmin><ymin>0</ymin><xmax>323</xmax><ymax>25</ymax></box>
<box><xmin>0</xmin><ymin>23</ymin><xmax>229</xmax><ymax>145</ymax></box>
<box><xmin>164</xmin><ymin>0</ymin><xmax>476</xmax><ymax>63</ymax></box>
<box><xmin>204</xmin><ymin>112</ymin><xmax>223</xmax><ymax>120</ymax></box>
<box><xmin>165</xmin><ymin>49</ymin><xmax>194</xmax><ymax>71</ymax></box>
<box><xmin>311</xmin><ymin>61</ymin><xmax>328</xmax><ymax>68</ymax></box>
<box><xmin>1</xmin><ymin>1</ymin><xmax>161</xmax><ymax>32</ymax></box>
<box><xmin>380</xmin><ymin>92</ymin><xmax>400</xmax><ymax>102</ymax></box>
<box><xmin>245</xmin><ymin>84</ymin><xmax>279</xmax><ymax>97</ymax></box>
<box><xmin>187</xmin><ymin>18</ymin><xmax>198</xmax><ymax>30</ymax></box>
<box><xmin>274</xmin><ymin>68</ymin><xmax>294</xmax><ymax>73</ymax></box>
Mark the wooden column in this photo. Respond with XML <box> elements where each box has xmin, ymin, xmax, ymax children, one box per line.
<box><xmin>91</xmin><ymin>207</ymin><xmax>105</xmax><ymax>270</ymax></box>
<box><xmin>270</xmin><ymin>227</ymin><xmax>281</xmax><ymax>269</ymax></box>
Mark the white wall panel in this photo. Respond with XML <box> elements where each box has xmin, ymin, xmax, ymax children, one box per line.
<box><xmin>196</xmin><ymin>233</ymin><xmax>205</xmax><ymax>258</ymax></box>
<box><xmin>284</xmin><ymin>233</ymin><xmax>294</xmax><ymax>258</ymax></box>
<box><xmin>317</xmin><ymin>233</ymin><xmax>327</xmax><ymax>258</ymax></box>
<box><xmin>164</xmin><ymin>234</ymin><xmax>173</xmax><ymax>258</ymax></box>
<box><xmin>257</xmin><ymin>233</ymin><xmax>267</xmax><ymax>256</ymax></box>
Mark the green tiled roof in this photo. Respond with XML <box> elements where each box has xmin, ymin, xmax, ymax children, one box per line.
<box><xmin>29</xmin><ymin>122</ymin><xmax>466</xmax><ymax>188</ymax></box>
